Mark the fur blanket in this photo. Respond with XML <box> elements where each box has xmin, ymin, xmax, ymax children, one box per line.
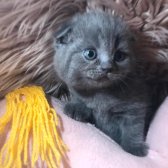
<box><xmin>0</xmin><ymin>0</ymin><xmax>168</xmax><ymax>98</ymax></box>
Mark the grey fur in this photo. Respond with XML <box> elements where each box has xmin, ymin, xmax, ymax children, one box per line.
<box><xmin>53</xmin><ymin>11</ymin><xmax>154</xmax><ymax>156</ymax></box>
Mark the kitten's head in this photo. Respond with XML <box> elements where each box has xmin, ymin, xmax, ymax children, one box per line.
<box><xmin>54</xmin><ymin>11</ymin><xmax>136</xmax><ymax>91</ymax></box>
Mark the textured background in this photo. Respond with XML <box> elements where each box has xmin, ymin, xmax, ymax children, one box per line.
<box><xmin>0</xmin><ymin>0</ymin><xmax>167</xmax><ymax>98</ymax></box>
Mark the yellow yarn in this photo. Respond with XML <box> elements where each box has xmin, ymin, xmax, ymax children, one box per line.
<box><xmin>0</xmin><ymin>86</ymin><xmax>68</xmax><ymax>168</ymax></box>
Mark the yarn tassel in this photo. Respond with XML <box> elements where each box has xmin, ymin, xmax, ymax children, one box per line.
<box><xmin>0</xmin><ymin>86</ymin><xmax>68</xmax><ymax>168</ymax></box>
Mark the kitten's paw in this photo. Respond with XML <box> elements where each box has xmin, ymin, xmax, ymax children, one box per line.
<box><xmin>64</xmin><ymin>103</ymin><xmax>92</xmax><ymax>122</ymax></box>
<box><xmin>123</xmin><ymin>142</ymin><xmax>148</xmax><ymax>157</ymax></box>
<box><xmin>64</xmin><ymin>103</ymin><xmax>76</xmax><ymax>118</ymax></box>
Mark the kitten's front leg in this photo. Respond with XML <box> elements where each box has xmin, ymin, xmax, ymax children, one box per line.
<box><xmin>64</xmin><ymin>101</ymin><xmax>94</xmax><ymax>123</ymax></box>
<box><xmin>120</xmin><ymin>116</ymin><xmax>148</xmax><ymax>157</ymax></box>
<box><xmin>96</xmin><ymin>109</ymin><xmax>148</xmax><ymax>156</ymax></box>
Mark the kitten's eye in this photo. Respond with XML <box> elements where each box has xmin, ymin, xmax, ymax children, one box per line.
<box><xmin>114</xmin><ymin>51</ymin><xmax>126</xmax><ymax>62</ymax></box>
<box><xmin>83</xmin><ymin>49</ymin><xmax>97</xmax><ymax>61</ymax></box>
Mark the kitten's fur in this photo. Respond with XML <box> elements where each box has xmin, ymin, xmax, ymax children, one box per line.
<box><xmin>53</xmin><ymin>11</ymin><xmax>154</xmax><ymax>156</ymax></box>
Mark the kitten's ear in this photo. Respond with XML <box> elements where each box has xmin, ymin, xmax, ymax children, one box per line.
<box><xmin>54</xmin><ymin>21</ymin><xmax>72</xmax><ymax>45</ymax></box>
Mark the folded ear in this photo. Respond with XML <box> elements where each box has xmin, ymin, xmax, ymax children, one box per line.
<box><xmin>54</xmin><ymin>21</ymin><xmax>72</xmax><ymax>45</ymax></box>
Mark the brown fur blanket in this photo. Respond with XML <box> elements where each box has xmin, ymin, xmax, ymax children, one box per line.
<box><xmin>0</xmin><ymin>0</ymin><xmax>168</xmax><ymax>98</ymax></box>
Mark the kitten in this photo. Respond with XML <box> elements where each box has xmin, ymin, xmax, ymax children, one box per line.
<box><xmin>53</xmin><ymin>11</ymin><xmax>154</xmax><ymax>156</ymax></box>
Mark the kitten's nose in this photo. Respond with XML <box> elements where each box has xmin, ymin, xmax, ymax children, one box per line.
<box><xmin>101</xmin><ymin>62</ymin><xmax>112</xmax><ymax>73</ymax></box>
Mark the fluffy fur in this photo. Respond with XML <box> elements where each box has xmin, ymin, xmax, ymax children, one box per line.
<box><xmin>0</xmin><ymin>0</ymin><xmax>168</xmax><ymax>99</ymax></box>
<box><xmin>53</xmin><ymin>11</ymin><xmax>155</xmax><ymax>156</ymax></box>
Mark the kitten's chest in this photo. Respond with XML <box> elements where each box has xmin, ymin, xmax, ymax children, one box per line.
<box><xmin>83</xmin><ymin>91</ymin><xmax>124</xmax><ymax>113</ymax></box>
<box><xmin>80</xmin><ymin>87</ymin><xmax>150</xmax><ymax>114</ymax></box>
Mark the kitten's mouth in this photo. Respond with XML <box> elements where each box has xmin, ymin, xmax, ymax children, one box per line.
<box><xmin>86</xmin><ymin>70</ymin><xmax>108</xmax><ymax>80</ymax></box>
<box><xmin>86</xmin><ymin>70</ymin><xmax>121</xmax><ymax>82</ymax></box>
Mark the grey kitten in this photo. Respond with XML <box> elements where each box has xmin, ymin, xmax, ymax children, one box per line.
<box><xmin>53</xmin><ymin>11</ymin><xmax>153</xmax><ymax>156</ymax></box>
